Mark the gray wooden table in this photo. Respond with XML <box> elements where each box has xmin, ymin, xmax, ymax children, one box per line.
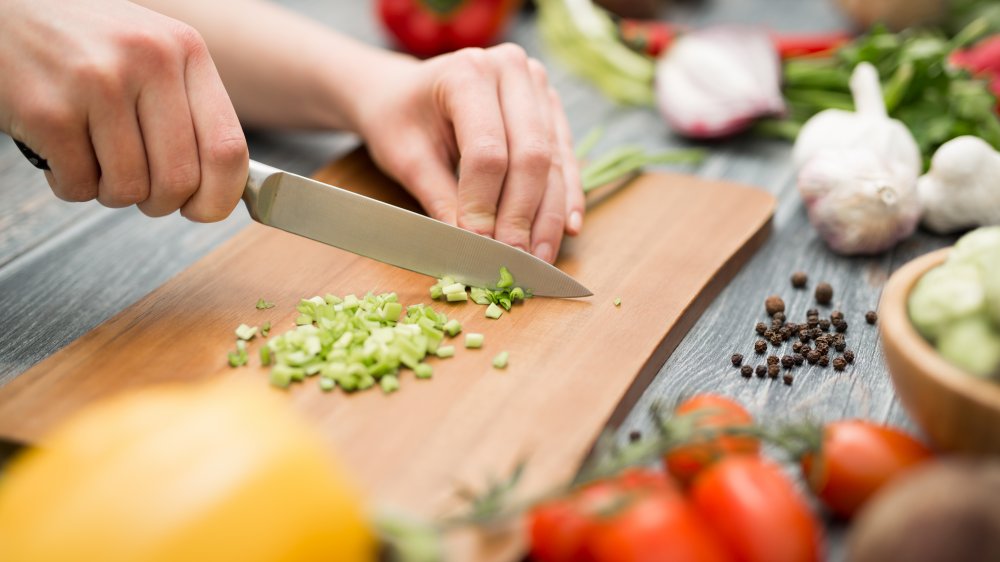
<box><xmin>0</xmin><ymin>0</ymin><xmax>956</xmax><ymax>559</ymax></box>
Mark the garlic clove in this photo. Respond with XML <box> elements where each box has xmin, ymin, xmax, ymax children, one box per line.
<box><xmin>918</xmin><ymin>136</ymin><xmax>1000</xmax><ymax>234</ymax></box>
<box><xmin>798</xmin><ymin>147</ymin><xmax>921</xmax><ymax>255</ymax></box>
<box><xmin>655</xmin><ymin>26</ymin><xmax>785</xmax><ymax>138</ymax></box>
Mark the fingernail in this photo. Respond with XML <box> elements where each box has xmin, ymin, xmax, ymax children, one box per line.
<box><xmin>568</xmin><ymin>211</ymin><xmax>583</xmax><ymax>234</ymax></box>
<box><xmin>533</xmin><ymin>242</ymin><xmax>553</xmax><ymax>263</ymax></box>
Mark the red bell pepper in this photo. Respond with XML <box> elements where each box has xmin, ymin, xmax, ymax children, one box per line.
<box><xmin>376</xmin><ymin>0</ymin><xmax>520</xmax><ymax>58</ymax></box>
<box><xmin>951</xmin><ymin>35</ymin><xmax>1000</xmax><ymax>113</ymax></box>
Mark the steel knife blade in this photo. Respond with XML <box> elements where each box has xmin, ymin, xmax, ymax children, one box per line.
<box><xmin>244</xmin><ymin>160</ymin><xmax>591</xmax><ymax>298</ymax></box>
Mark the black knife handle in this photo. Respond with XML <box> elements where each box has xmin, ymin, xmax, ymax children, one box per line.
<box><xmin>12</xmin><ymin>139</ymin><xmax>50</xmax><ymax>171</ymax></box>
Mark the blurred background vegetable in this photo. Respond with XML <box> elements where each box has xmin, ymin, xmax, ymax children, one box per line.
<box><xmin>376</xmin><ymin>0</ymin><xmax>520</xmax><ymax>58</ymax></box>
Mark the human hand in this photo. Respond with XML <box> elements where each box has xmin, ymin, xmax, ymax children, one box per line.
<box><xmin>350</xmin><ymin>44</ymin><xmax>584</xmax><ymax>264</ymax></box>
<box><xmin>0</xmin><ymin>0</ymin><xmax>248</xmax><ymax>221</ymax></box>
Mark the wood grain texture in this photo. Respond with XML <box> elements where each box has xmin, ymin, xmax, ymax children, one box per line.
<box><xmin>0</xmin><ymin>150</ymin><xmax>773</xmax><ymax>560</ymax></box>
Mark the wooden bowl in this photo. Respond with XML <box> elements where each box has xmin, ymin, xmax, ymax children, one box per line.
<box><xmin>880</xmin><ymin>248</ymin><xmax>1000</xmax><ymax>454</ymax></box>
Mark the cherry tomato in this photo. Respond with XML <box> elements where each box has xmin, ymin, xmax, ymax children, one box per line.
<box><xmin>691</xmin><ymin>456</ymin><xmax>822</xmax><ymax>562</ymax></box>
<box><xmin>800</xmin><ymin>420</ymin><xmax>933</xmax><ymax>519</ymax></box>
<box><xmin>376</xmin><ymin>0</ymin><xmax>519</xmax><ymax>58</ymax></box>
<box><xmin>664</xmin><ymin>394</ymin><xmax>760</xmax><ymax>486</ymax></box>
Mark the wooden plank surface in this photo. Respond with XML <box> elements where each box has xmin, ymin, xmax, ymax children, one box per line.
<box><xmin>0</xmin><ymin>151</ymin><xmax>773</xmax><ymax>558</ymax></box>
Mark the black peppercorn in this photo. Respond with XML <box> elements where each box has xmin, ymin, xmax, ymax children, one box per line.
<box><xmin>768</xmin><ymin>364</ymin><xmax>780</xmax><ymax>378</ymax></box>
<box><xmin>819</xmin><ymin>318</ymin><xmax>831</xmax><ymax>331</ymax></box>
<box><xmin>771</xmin><ymin>319</ymin><xmax>784</xmax><ymax>331</ymax></box>
<box><xmin>731</xmin><ymin>353</ymin><xmax>744</xmax><ymax>367</ymax></box>
<box><xmin>811</xmin><ymin>327</ymin><xmax>824</xmax><ymax>339</ymax></box>
<box><xmin>754</xmin><ymin>340</ymin><xmax>768</xmax><ymax>354</ymax></box>
<box><xmin>818</xmin><ymin>355</ymin><xmax>830</xmax><ymax>367</ymax></box>
<box><xmin>815</xmin><ymin>282</ymin><xmax>833</xmax><ymax>305</ymax></box>
<box><xmin>756</xmin><ymin>322</ymin><xmax>768</xmax><ymax>335</ymax></box>
<box><xmin>629</xmin><ymin>430</ymin><xmax>642</xmax><ymax>442</ymax></box>
<box><xmin>767</xmin><ymin>355</ymin><xmax>780</xmax><ymax>365</ymax></box>
<box><xmin>791</xmin><ymin>271</ymin><xmax>808</xmax><ymax>288</ymax></box>
<box><xmin>781</xmin><ymin>355</ymin><xmax>794</xmax><ymax>369</ymax></box>
<box><xmin>800</xmin><ymin>344</ymin><xmax>812</xmax><ymax>354</ymax></box>
<box><xmin>783</xmin><ymin>373</ymin><xmax>794</xmax><ymax>385</ymax></box>
<box><xmin>786</xmin><ymin>322</ymin><xmax>799</xmax><ymax>333</ymax></box>
<box><xmin>807</xmin><ymin>351</ymin><xmax>820</xmax><ymax>364</ymax></box>
<box><xmin>833</xmin><ymin>357</ymin><xmax>847</xmax><ymax>371</ymax></box>
<box><xmin>770</xmin><ymin>335</ymin><xmax>783</xmax><ymax>347</ymax></box>
<box><xmin>834</xmin><ymin>340</ymin><xmax>846</xmax><ymax>352</ymax></box>
<box><xmin>816</xmin><ymin>342</ymin><xmax>830</xmax><ymax>355</ymax></box>
<box><xmin>774</xmin><ymin>311</ymin><xmax>786</xmax><ymax>323</ymax></box>
<box><xmin>807</xmin><ymin>308</ymin><xmax>819</xmax><ymax>318</ymax></box>
<box><xmin>798</xmin><ymin>329</ymin><xmax>811</xmax><ymax>343</ymax></box>
<box><xmin>844</xmin><ymin>349</ymin><xmax>855</xmax><ymax>363</ymax></box>
<box><xmin>741</xmin><ymin>365</ymin><xmax>753</xmax><ymax>377</ymax></box>
<box><xmin>835</xmin><ymin>320</ymin><xmax>848</xmax><ymax>333</ymax></box>
<box><xmin>807</xmin><ymin>317</ymin><xmax>819</xmax><ymax>329</ymax></box>
<box><xmin>830</xmin><ymin>310</ymin><xmax>844</xmax><ymax>322</ymax></box>
<box><xmin>756</xmin><ymin>364</ymin><xmax>768</xmax><ymax>378</ymax></box>
<box><xmin>793</xmin><ymin>353</ymin><xmax>805</xmax><ymax>366</ymax></box>
<box><xmin>865</xmin><ymin>310</ymin><xmax>878</xmax><ymax>325</ymax></box>
<box><xmin>764</xmin><ymin>329</ymin><xmax>775</xmax><ymax>339</ymax></box>
<box><xmin>792</xmin><ymin>341</ymin><xmax>804</xmax><ymax>353</ymax></box>
<box><xmin>765</xmin><ymin>295</ymin><xmax>786</xmax><ymax>316</ymax></box>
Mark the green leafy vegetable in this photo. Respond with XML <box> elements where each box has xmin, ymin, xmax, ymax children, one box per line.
<box><xmin>255</xmin><ymin>298</ymin><xmax>275</xmax><ymax>310</ymax></box>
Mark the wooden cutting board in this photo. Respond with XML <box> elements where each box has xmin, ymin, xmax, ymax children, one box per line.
<box><xmin>0</xmin><ymin>150</ymin><xmax>774</xmax><ymax>560</ymax></box>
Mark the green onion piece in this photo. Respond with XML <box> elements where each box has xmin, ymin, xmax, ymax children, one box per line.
<box><xmin>430</xmin><ymin>283</ymin><xmax>444</xmax><ymax>300</ymax></box>
<box><xmin>255</xmin><ymin>298</ymin><xmax>275</xmax><ymax>310</ymax></box>
<box><xmin>614</xmin><ymin>297</ymin><xmax>622</xmax><ymax>307</ymax></box>
<box><xmin>270</xmin><ymin>366</ymin><xmax>293</xmax><ymax>388</ymax></box>
<box><xmin>436</xmin><ymin>345</ymin><xmax>456</xmax><ymax>359</ymax></box>
<box><xmin>465</xmin><ymin>333</ymin><xmax>484</xmax><ymax>349</ymax></box>
<box><xmin>470</xmin><ymin>287</ymin><xmax>493</xmax><ymax>305</ymax></box>
<box><xmin>319</xmin><ymin>377</ymin><xmax>335</xmax><ymax>392</ymax></box>
<box><xmin>380</xmin><ymin>375</ymin><xmax>400</xmax><ymax>394</ymax></box>
<box><xmin>443</xmin><ymin>319</ymin><xmax>462</xmax><ymax>337</ymax></box>
<box><xmin>260</xmin><ymin>321</ymin><xmax>271</xmax><ymax>337</ymax></box>
<box><xmin>227</xmin><ymin>350</ymin><xmax>247</xmax><ymax>368</ymax></box>
<box><xmin>235</xmin><ymin>323</ymin><xmax>258</xmax><ymax>341</ymax></box>
<box><xmin>414</xmin><ymin>363</ymin><xmax>433</xmax><ymax>379</ymax></box>
<box><xmin>492</xmin><ymin>351</ymin><xmax>509</xmax><ymax>369</ymax></box>
<box><xmin>497</xmin><ymin>266</ymin><xmax>514</xmax><ymax>289</ymax></box>
<box><xmin>485</xmin><ymin>303</ymin><xmax>504</xmax><ymax>319</ymax></box>
<box><xmin>510</xmin><ymin>287</ymin><xmax>525</xmax><ymax>300</ymax></box>
<box><xmin>259</xmin><ymin>345</ymin><xmax>272</xmax><ymax>366</ymax></box>
<box><xmin>446</xmin><ymin>291</ymin><xmax>469</xmax><ymax>302</ymax></box>
<box><xmin>382</xmin><ymin>301</ymin><xmax>403</xmax><ymax>322</ymax></box>
<box><xmin>442</xmin><ymin>282</ymin><xmax>466</xmax><ymax>295</ymax></box>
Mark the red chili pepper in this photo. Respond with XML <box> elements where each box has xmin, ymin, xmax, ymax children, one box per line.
<box><xmin>769</xmin><ymin>31</ymin><xmax>852</xmax><ymax>60</ymax></box>
<box><xmin>619</xmin><ymin>19</ymin><xmax>680</xmax><ymax>58</ymax></box>
<box><xmin>376</xmin><ymin>0</ymin><xmax>520</xmax><ymax>58</ymax></box>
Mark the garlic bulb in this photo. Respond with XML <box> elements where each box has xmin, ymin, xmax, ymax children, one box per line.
<box><xmin>793</xmin><ymin>62</ymin><xmax>922</xmax><ymax>255</ymax></box>
<box><xmin>655</xmin><ymin>26</ymin><xmax>785</xmax><ymax>138</ymax></box>
<box><xmin>793</xmin><ymin>62</ymin><xmax>920</xmax><ymax>176</ymax></box>
<box><xmin>918</xmin><ymin>136</ymin><xmax>1000</xmax><ymax>234</ymax></box>
<box><xmin>798</xmin><ymin>147</ymin><xmax>921</xmax><ymax>255</ymax></box>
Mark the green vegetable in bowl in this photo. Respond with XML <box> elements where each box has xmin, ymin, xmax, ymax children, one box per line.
<box><xmin>908</xmin><ymin>226</ymin><xmax>1000</xmax><ymax>377</ymax></box>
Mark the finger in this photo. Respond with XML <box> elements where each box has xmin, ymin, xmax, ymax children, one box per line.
<box><xmin>548</xmin><ymin>87</ymin><xmax>584</xmax><ymax>236</ymax></box>
<box><xmin>180</xmin><ymin>38</ymin><xmax>248</xmax><ymax>223</ymax></box>
<box><xmin>491</xmin><ymin>44</ymin><xmax>551</xmax><ymax>253</ymax></box>
<box><xmin>90</xmin><ymin>93</ymin><xmax>150</xmax><ymax>208</ymax></box>
<box><xmin>136</xmin><ymin>70</ymin><xmax>201</xmax><ymax>218</ymax></box>
<box><xmin>442</xmin><ymin>49</ymin><xmax>509</xmax><ymax>237</ymax></box>
<box><xmin>383</xmin><ymin>137</ymin><xmax>459</xmax><ymax>225</ymax></box>
<box><xmin>32</xmin><ymin>120</ymin><xmax>100</xmax><ymax>203</ymax></box>
<box><xmin>526</xmin><ymin>59</ymin><xmax>565</xmax><ymax>263</ymax></box>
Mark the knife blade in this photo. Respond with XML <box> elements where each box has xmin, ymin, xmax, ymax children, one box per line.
<box><xmin>245</xmin><ymin>161</ymin><xmax>591</xmax><ymax>298</ymax></box>
<box><xmin>11</xmin><ymin>138</ymin><xmax>591</xmax><ymax>298</ymax></box>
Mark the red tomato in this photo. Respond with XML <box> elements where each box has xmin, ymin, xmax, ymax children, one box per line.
<box><xmin>376</xmin><ymin>0</ymin><xmax>519</xmax><ymax>58</ymax></box>
<box><xmin>800</xmin><ymin>420</ymin><xmax>933</xmax><ymax>519</ymax></box>
<box><xmin>529</xmin><ymin>468</ymin><xmax>731</xmax><ymax>562</ymax></box>
<box><xmin>691</xmin><ymin>457</ymin><xmax>822</xmax><ymax>562</ymax></box>
<box><xmin>664</xmin><ymin>394</ymin><xmax>760</xmax><ymax>486</ymax></box>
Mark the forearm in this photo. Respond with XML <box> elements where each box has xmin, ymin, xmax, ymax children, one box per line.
<box><xmin>133</xmin><ymin>0</ymin><xmax>411</xmax><ymax>131</ymax></box>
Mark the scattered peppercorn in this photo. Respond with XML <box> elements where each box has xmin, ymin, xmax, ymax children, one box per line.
<box><xmin>756</xmin><ymin>364</ymin><xmax>767</xmax><ymax>378</ymax></box>
<box><xmin>807</xmin><ymin>317</ymin><xmax>819</xmax><ymax>329</ymax></box>
<box><xmin>792</xmin><ymin>341</ymin><xmax>804</xmax><ymax>353</ymax></box>
<box><xmin>819</xmin><ymin>318</ymin><xmax>831</xmax><ymax>331</ymax></box>
<box><xmin>818</xmin><ymin>355</ymin><xmax>830</xmax><ymax>367</ymax></box>
<box><xmin>833</xmin><ymin>357</ymin><xmax>847</xmax><ymax>371</ymax></box>
<box><xmin>811</xmin><ymin>327</ymin><xmax>824</xmax><ymax>339</ymax></box>
<box><xmin>835</xmin><ymin>320</ymin><xmax>848</xmax><ymax>333</ymax></box>
<box><xmin>755</xmin><ymin>322</ymin><xmax>768</xmax><ymax>335</ymax></box>
<box><xmin>793</xmin><ymin>353</ymin><xmax>805</xmax><ymax>366</ymax></box>
<box><xmin>771</xmin><ymin>319</ymin><xmax>784</xmax><ymax>331</ymax></box>
<box><xmin>807</xmin><ymin>351</ymin><xmax>820</xmax><ymax>364</ymax></box>
<box><xmin>754</xmin><ymin>340</ymin><xmax>767</xmax><ymax>354</ymax></box>
<box><xmin>774</xmin><ymin>311</ymin><xmax>786</xmax><ymax>323</ymax></box>
<box><xmin>739</xmin><ymin>365</ymin><xmax>753</xmax><ymax>378</ymax></box>
<box><xmin>791</xmin><ymin>271</ymin><xmax>808</xmax><ymax>288</ymax></box>
<box><xmin>781</xmin><ymin>355</ymin><xmax>794</xmax><ymax>369</ymax></box>
<box><xmin>800</xmin><ymin>344</ymin><xmax>812</xmax><ymax>354</ymax></box>
<box><xmin>844</xmin><ymin>349</ymin><xmax>855</xmax><ymax>363</ymax></box>
<box><xmin>770</xmin><ymin>335</ymin><xmax>783</xmax><ymax>347</ymax></box>
<box><xmin>816</xmin><ymin>342</ymin><xmax>830</xmax><ymax>355</ymax></box>
<box><xmin>764</xmin><ymin>329</ymin><xmax>775</xmax><ymax>339</ymax></box>
<box><xmin>815</xmin><ymin>282</ymin><xmax>833</xmax><ymax>305</ymax></box>
<box><xmin>807</xmin><ymin>308</ymin><xmax>819</xmax><ymax>318</ymax></box>
<box><xmin>834</xmin><ymin>340</ymin><xmax>847</xmax><ymax>352</ymax></box>
<box><xmin>830</xmin><ymin>310</ymin><xmax>844</xmax><ymax>322</ymax></box>
<box><xmin>629</xmin><ymin>430</ymin><xmax>642</xmax><ymax>442</ymax></box>
<box><xmin>783</xmin><ymin>373</ymin><xmax>794</xmax><ymax>385</ymax></box>
<box><xmin>767</xmin><ymin>355</ymin><xmax>780</xmax><ymax>365</ymax></box>
<box><xmin>786</xmin><ymin>322</ymin><xmax>799</xmax><ymax>333</ymax></box>
<box><xmin>765</xmin><ymin>295</ymin><xmax>786</xmax><ymax>316</ymax></box>
<box><xmin>798</xmin><ymin>329</ymin><xmax>811</xmax><ymax>343</ymax></box>
<box><xmin>767</xmin><ymin>364</ymin><xmax>780</xmax><ymax>378</ymax></box>
<box><xmin>865</xmin><ymin>310</ymin><xmax>878</xmax><ymax>325</ymax></box>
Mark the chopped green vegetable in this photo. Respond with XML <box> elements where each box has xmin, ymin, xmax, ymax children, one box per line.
<box><xmin>259</xmin><ymin>345</ymin><xmax>272</xmax><ymax>366</ymax></box>
<box><xmin>443</xmin><ymin>319</ymin><xmax>463</xmax><ymax>337</ymax></box>
<box><xmin>446</xmin><ymin>291</ymin><xmax>469</xmax><ymax>302</ymax></box>
<box><xmin>319</xmin><ymin>377</ymin><xmax>336</xmax><ymax>392</ymax></box>
<box><xmin>227</xmin><ymin>350</ymin><xmax>248</xmax><ymax>368</ymax></box>
<box><xmin>436</xmin><ymin>345</ymin><xmax>456</xmax><ymax>359</ymax></box>
<box><xmin>497</xmin><ymin>266</ymin><xmax>514</xmax><ymax>289</ymax></box>
<box><xmin>442</xmin><ymin>282</ymin><xmax>466</xmax><ymax>295</ymax></box>
<box><xmin>380</xmin><ymin>374</ymin><xmax>400</xmax><ymax>394</ymax></box>
<box><xmin>260</xmin><ymin>321</ymin><xmax>271</xmax><ymax>337</ymax></box>
<box><xmin>492</xmin><ymin>351</ymin><xmax>509</xmax><ymax>369</ymax></box>
<box><xmin>614</xmin><ymin>297</ymin><xmax>622</xmax><ymax>307</ymax></box>
<box><xmin>465</xmin><ymin>333</ymin><xmax>484</xmax><ymax>349</ymax></box>
<box><xmin>414</xmin><ymin>363</ymin><xmax>433</xmax><ymax>379</ymax></box>
<box><xmin>235</xmin><ymin>323</ymin><xmax>258</xmax><ymax>341</ymax></box>
<box><xmin>255</xmin><ymin>298</ymin><xmax>275</xmax><ymax>310</ymax></box>
<box><xmin>485</xmin><ymin>303</ymin><xmax>504</xmax><ymax>319</ymax></box>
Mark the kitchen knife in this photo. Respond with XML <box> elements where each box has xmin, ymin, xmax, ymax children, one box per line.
<box><xmin>13</xmin><ymin>140</ymin><xmax>591</xmax><ymax>298</ymax></box>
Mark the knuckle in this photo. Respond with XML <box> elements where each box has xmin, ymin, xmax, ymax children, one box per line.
<box><xmin>20</xmin><ymin>102</ymin><xmax>75</xmax><ymax>135</ymax></box>
<box><xmin>170</xmin><ymin>22</ymin><xmax>208</xmax><ymax>58</ymax></box>
<box><xmin>513</xmin><ymin>138</ymin><xmax>552</xmax><ymax>172</ymax></box>
<box><xmin>491</xmin><ymin>43</ymin><xmax>529</xmax><ymax>66</ymax></box>
<box><xmin>73</xmin><ymin>60</ymin><xmax>126</xmax><ymax>98</ymax></box>
<box><xmin>527</xmin><ymin>58</ymin><xmax>549</xmax><ymax>85</ymax></box>
<box><xmin>464</xmin><ymin>138</ymin><xmax>508</xmax><ymax>177</ymax></box>
<box><xmin>204</xmin><ymin>135</ymin><xmax>249</xmax><ymax>170</ymax></box>
<box><xmin>100</xmin><ymin>176</ymin><xmax>150</xmax><ymax>207</ymax></box>
<box><xmin>155</xmin><ymin>160</ymin><xmax>201</xmax><ymax>200</ymax></box>
<box><xmin>55</xmin><ymin>180</ymin><xmax>98</xmax><ymax>203</ymax></box>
